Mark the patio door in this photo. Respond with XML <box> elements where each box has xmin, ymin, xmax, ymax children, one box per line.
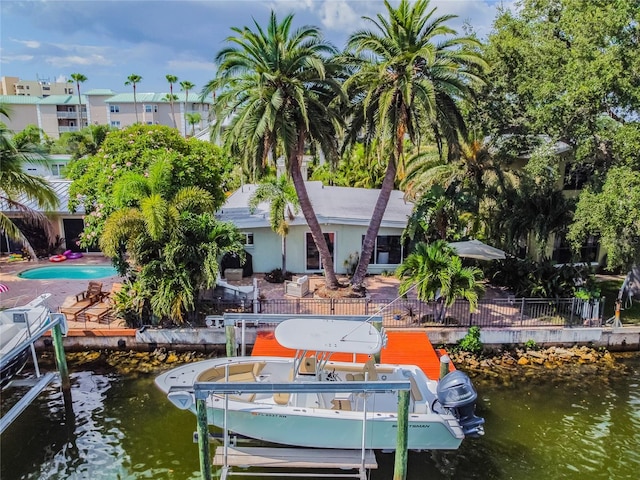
<box><xmin>305</xmin><ymin>232</ymin><xmax>335</xmax><ymax>272</ymax></box>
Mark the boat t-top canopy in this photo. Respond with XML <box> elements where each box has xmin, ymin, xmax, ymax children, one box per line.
<box><xmin>275</xmin><ymin>318</ymin><xmax>384</xmax><ymax>355</ymax></box>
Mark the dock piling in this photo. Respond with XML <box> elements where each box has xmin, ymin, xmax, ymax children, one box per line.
<box><xmin>196</xmin><ymin>397</ymin><xmax>213</xmax><ymax>480</ymax></box>
<box><xmin>393</xmin><ymin>389</ymin><xmax>409</xmax><ymax>480</ymax></box>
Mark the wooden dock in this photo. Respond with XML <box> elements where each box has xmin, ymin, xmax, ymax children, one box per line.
<box><xmin>213</xmin><ymin>446</ymin><xmax>377</xmax><ymax>479</ymax></box>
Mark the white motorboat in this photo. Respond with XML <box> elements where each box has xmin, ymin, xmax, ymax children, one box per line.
<box><xmin>155</xmin><ymin>318</ymin><xmax>484</xmax><ymax>450</ymax></box>
<box><xmin>0</xmin><ymin>294</ymin><xmax>52</xmax><ymax>388</ymax></box>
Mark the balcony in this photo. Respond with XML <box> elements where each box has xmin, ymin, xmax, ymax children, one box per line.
<box><xmin>56</xmin><ymin>111</ymin><xmax>82</xmax><ymax>119</ymax></box>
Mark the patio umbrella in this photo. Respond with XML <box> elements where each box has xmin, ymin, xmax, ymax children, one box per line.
<box><xmin>0</xmin><ymin>283</ymin><xmax>9</xmax><ymax>293</ymax></box>
<box><xmin>448</xmin><ymin>240</ymin><xmax>506</xmax><ymax>261</ymax></box>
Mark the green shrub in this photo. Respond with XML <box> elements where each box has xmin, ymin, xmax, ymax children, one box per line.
<box><xmin>524</xmin><ymin>339</ymin><xmax>538</xmax><ymax>350</ymax></box>
<box><xmin>458</xmin><ymin>326</ymin><xmax>483</xmax><ymax>354</ymax></box>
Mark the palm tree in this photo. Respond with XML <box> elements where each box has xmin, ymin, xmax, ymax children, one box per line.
<box><xmin>125</xmin><ymin>74</ymin><xmax>143</xmax><ymax>123</ymax></box>
<box><xmin>69</xmin><ymin>73</ymin><xmax>87</xmax><ymax>130</ymax></box>
<box><xmin>179</xmin><ymin>80</ymin><xmax>195</xmax><ymax>137</ymax></box>
<box><xmin>165</xmin><ymin>74</ymin><xmax>178</xmax><ymax>128</ymax></box>
<box><xmin>343</xmin><ymin>0</ymin><xmax>487</xmax><ymax>290</ymax></box>
<box><xmin>203</xmin><ymin>11</ymin><xmax>344</xmax><ymax>288</ymax></box>
<box><xmin>248</xmin><ymin>176</ymin><xmax>300</xmax><ymax>274</ymax></box>
<box><xmin>164</xmin><ymin>94</ymin><xmax>179</xmax><ymax>127</ymax></box>
<box><xmin>185</xmin><ymin>112</ymin><xmax>202</xmax><ymax>136</ymax></box>
<box><xmin>396</xmin><ymin>240</ymin><xmax>484</xmax><ymax>322</ymax></box>
<box><xmin>99</xmin><ymin>157</ymin><xmax>222</xmax><ymax>323</ymax></box>
<box><xmin>1</xmin><ymin>108</ymin><xmax>58</xmax><ymax>259</ymax></box>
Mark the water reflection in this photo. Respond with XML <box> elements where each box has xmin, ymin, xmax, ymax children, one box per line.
<box><xmin>1</xmin><ymin>355</ymin><xmax>638</xmax><ymax>480</ymax></box>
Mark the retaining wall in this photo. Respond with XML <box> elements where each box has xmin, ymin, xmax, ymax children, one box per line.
<box><xmin>38</xmin><ymin>325</ymin><xmax>640</xmax><ymax>353</ymax></box>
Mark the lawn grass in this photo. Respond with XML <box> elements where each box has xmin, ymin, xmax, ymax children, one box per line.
<box><xmin>597</xmin><ymin>279</ymin><xmax>640</xmax><ymax>325</ymax></box>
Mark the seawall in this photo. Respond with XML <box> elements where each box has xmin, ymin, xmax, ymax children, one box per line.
<box><xmin>38</xmin><ymin>325</ymin><xmax>640</xmax><ymax>353</ymax></box>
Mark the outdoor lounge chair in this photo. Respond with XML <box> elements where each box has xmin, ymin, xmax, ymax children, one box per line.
<box><xmin>59</xmin><ymin>281</ymin><xmax>103</xmax><ymax>321</ymax></box>
<box><xmin>84</xmin><ymin>283</ymin><xmax>122</xmax><ymax>324</ymax></box>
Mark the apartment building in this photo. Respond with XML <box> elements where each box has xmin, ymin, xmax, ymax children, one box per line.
<box><xmin>1</xmin><ymin>76</ymin><xmax>74</xmax><ymax>97</ymax></box>
<box><xmin>1</xmin><ymin>90</ymin><xmax>210</xmax><ymax>139</ymax></box>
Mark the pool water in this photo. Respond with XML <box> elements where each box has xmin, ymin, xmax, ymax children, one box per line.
<box><xmin>18</xmin><ymin>265</ymin><xmax>118</xmax><ymax>280</ymax></box>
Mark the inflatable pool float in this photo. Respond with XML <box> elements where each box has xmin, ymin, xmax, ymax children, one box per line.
<box><xmin>49</xmin><ymin>254</ymin><xmax>66</xmax><ymax>262</ymax></box>
<box><xmin>64</xmin><ymin>250</ymin><xmax>84</xmax><ymax>260</ymax></box>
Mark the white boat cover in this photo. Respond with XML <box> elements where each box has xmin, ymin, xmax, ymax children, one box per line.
<box><xmin>275</xmin><ymin>318</ymin><xmax>383</xmax><ymax>354</ymax></box>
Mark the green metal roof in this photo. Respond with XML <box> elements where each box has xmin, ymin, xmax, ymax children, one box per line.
<box><xmin>37</xmin><ymin>94</ymin><xmax>86</xmax><ymax>105</ymax></box>
<box><xmin>84</xmin><ymin>89</ymin><xmax>117</xmax><ymax>95</ymax></box>
<box><xmin>106</xmin><ymin>92</ymin><xmax>212</xmax><ymax>104</ymax></box>
<box><xmin>0</xmin><ymin>95</ymin><xmax>42</xmax><ymax>105</ymax></box>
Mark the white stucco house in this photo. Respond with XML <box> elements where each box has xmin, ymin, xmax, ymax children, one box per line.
<box><xmin>217</xmin><ymin>182</ymin><xmax>414</xmax><ymax>275</ymax></box>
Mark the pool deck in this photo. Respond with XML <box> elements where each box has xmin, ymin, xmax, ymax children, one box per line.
<box><xmin>0</xmin><ymin>255</ymin><xmax>406</xmax><ymax>331</ymax></box>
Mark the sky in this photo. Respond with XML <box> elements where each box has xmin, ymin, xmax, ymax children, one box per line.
<box><xmin>1</xmin><ymin>0</ymin><xmax>514</xmax><ymax>95</ymax></box>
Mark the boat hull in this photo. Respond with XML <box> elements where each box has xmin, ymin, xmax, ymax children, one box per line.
<box><xmin>204</xmin><ymin>400</ymin><xmax>464</xmax><ymax>450</ymax></box>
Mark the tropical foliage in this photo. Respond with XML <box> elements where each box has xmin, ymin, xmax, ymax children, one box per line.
<box><xmin>0</xmin><ymin>107</ymin><xmax>58</xmax><ymax>258</ymax></box>
<box><xmin>204</xmin><ymin>11</ymin><xmax>344</xmax><ymax>288</ymax></box>
<box><xmin>248</xmin><ymin>176</ymin><xmax>299</xmax><ymax>274</ymax></box>
<box><xmin>99</xmin><ymin>157</ymin><xmax>245</xmax><ymax>324</ymax></box>
<box><xmin>66</xmin><ymin>125</ymin><xmax>234</xmax><ymax>248</ymax></box>
<box><xmin>396</xmin><ymin>240</ymin><xmax>485</xmax><ymax>322</ymax></box>
<box><xmin>569</xmin><ymin>166</ymin><xmax>640</xmax><ymax>271</ymax></box>
<box><xmin>341</xmin><ymin>0</ymin><xmax>487</xmax><ymax>289</ymax></box>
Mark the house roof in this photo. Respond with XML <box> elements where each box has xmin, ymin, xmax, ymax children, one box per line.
<box><xmin>0</xmin><ymin>95</ymin><xmax>42</xmax><ymax>105</ymax></box>
<box><xmin>106</xmin><ymin>92</ymin><xmax>212</xmax><ymax>103</ymax></box>
<box><xmin>218</xmin><ymin>182</ymin><xmax>413</xmax><ymax>230</ymax></box>
<box><xmin>84</xmin><ymin>89</ymin><xmax>117</xmax><ymax>96</ymax></box>
<box><xmin>0</xmin><ymin>180</ymin><xmax>81</xmax><ymax>214</ymax></box>
<box><xmin>37</xmin><ymin>95</ymin><xmax>86</xmax><ymax>105</ymax></box>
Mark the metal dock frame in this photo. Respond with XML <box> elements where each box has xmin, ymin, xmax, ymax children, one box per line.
<box><xmin>168</xmin><ymin>379</ymin><xmax>411</xmax><ymax>480</ymax></box>
<box><xmin>0</xmin><ymin>313</ymin><xmax>70</xmax><ymax>434</ymax></box>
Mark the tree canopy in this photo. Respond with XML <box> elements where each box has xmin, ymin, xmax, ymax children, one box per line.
<box><xmin>67</xmin><ymin>125</ymin><xmax>234</xmax><ymax>247</ymax></box>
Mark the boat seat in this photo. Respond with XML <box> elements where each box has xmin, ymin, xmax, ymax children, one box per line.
<box><xmin>299</xmin><ymin>356</ymin><xmax>316</xmax><ymax>375</ymax></box>
<box><xmin>409</xmin><ymin>377</ymin><xmax>424</xmax><ymax>401</ymax></box>
<box><xmin>273</xmin><ymin>369</ymin><xmax>294</xmax><ymax>405</ymax></box>
<box><xmin>197</xmin><ymin>362</ymin><xmax>265</xmax><ymax>383</ymax></box>
<box><xmin>331</xmin><ymin>399</ymin><xmax>352</xmax><ymax>411</ymax></box>
<box><xmin>363</xmin><ymin>358</ymin><xmax>378</xmax><ymax>381</ymax></box>
<box><xmin>346</xmin><ymin>373</ymin><xmax>365</xmax><ymax>381</ymax></box>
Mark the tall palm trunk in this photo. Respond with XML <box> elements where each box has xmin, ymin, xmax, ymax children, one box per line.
<box><xmin>289</xmin><ymin>134</ymin><xmax>339</xmax><ymax>288</ymax></box>
<box><xmin>351</xmin><ymin>117</ymin><xmax>405</xmax><ymax>289</ymax></box>
<box><xmin>351</xmin><ymin>154</ymin><xmax>398</xmax><ymax>289</ymax></box>
<box><xmin>169</xmin><ymin>84</ymin><xmax>177</xmax><ymax>128</ymax></box>
<box><xmin>75</xmin><ymin>82</ymin><xmax>83</xmax><ymax>129</ymax></box>
<box><xmin>133</xmin><ymin>86</ymin><xmax>139</xmax><ymax>123</ymax></box>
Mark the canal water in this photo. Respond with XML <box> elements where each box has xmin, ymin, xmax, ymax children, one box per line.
<box><xmin>1</xmin><ymin>354</ymin><xmax>639</xmax><ymax>480</ymax></box>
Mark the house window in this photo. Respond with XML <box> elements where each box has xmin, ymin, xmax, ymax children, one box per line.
<box><xmin>110</xmin><ymin>105</ymin><xmax>120</xmax><ymax>113</ymax></box>
<box><xmin>144</xmin><ymin>105</ymin><xmax>158</xmax><ymax>113</ymax></box>
<box><xmin>243</xmin><ymin>233</ymin><xmax>254</xmax><ymax>246</ymax></box>
<box><xmin>50</xmin><ymin>164</ymin><xmax>65</xmax><ymax>176</ymax></box>
<box><xmin>110</xmin><ymin>121</ymin><xmax>121</xmax><ymax>128</ymax></box>
<box><xmin>552</xmin><ymin>233</ymin><xmax>600</xmax><ymax>264</ymax></box>
<box><xmin>146</xmin><ymin>121</ymin><xmax>153</xmax><ymax>125</ymax></box>
<box><xmin>364</xmin><ymin>235</ymin><xmax>406</xmax><ymax>264</ymax></box>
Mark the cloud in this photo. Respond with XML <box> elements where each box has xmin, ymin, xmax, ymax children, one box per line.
<box><xmin>45</xmin><ymin>54</ymin><xmax>113</xmax><ymax>68</ymax></box>
<box><xmin>12</xmin><ymin>38</ymin><xmax>41</xmax><ymax>49</ymax></box>
<box><xmin>0</xmin><ymin>54</ymin><xmax>35</xmax><ymax>63</ymax></box>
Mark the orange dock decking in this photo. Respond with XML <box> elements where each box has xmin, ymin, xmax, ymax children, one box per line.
<box><xmin>251</xmin><ymin>329</ymin><xmax>454</xmax><ymax>378</ymax></box>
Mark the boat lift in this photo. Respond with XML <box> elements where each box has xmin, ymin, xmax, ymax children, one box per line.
<box><xmin>0</xmin><ymin>312</ymin><xmax>70</xmax><ymax>434</ymax></box>
<box><xmin>168</xmin><ymin>379</ymin><xmax>412</xmax><ymax>480</ymax></box>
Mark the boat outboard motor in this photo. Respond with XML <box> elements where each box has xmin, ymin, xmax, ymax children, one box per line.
<box><xmin>436</xmin><ymin>370</ymin><xmax>485</xmax><ymax>437</ymax></box>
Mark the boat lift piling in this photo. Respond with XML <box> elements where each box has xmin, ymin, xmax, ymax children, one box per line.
<box><xmin>170</xmin><ymin>379</ymin><xmax>411</xmax><ymax>480</ymax></box>
<box><xmin>0</xmin><ymin>313</ymin><xmax>70</xmax><ymax>434</ymax></box>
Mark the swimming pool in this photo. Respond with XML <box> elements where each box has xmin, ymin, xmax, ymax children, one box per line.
<box><xmin>18</xmin><ymin>265</ymin><xmax>118</xmax><ymax>280</ymax></box>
